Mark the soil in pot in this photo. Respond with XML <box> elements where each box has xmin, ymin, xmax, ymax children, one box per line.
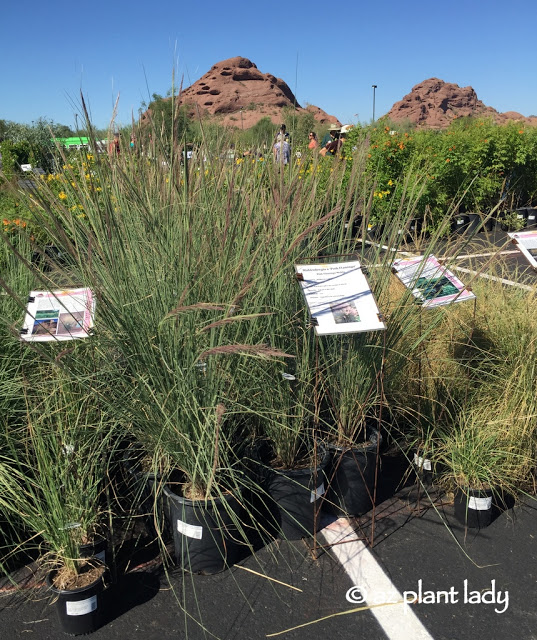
<box><xmin>324</xmin><ymin>431</ymin><xmax>381</xmax><ymax>518</ymax></box>
<box><xmin>47</xmin><ymin>561</ymin><xmax>108</xmax><ymax>635</ymax></box>
<box><xmin>454</xmin><ymin>487</ymin><xmax>494</xmax><ymax>529</ymax></box>
<box><xmin>163</xmin><ymin>483</ymin><xmax>241</xmax><ymax>575</ymax></box>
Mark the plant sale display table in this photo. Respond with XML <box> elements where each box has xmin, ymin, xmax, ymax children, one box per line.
<box><xmin>294</xmin><ymin>261</ymin><xmax>385</xmax><ymax>335</ymax></box>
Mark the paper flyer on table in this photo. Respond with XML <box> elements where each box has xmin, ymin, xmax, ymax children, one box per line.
<box><xmin>295</xmin><ymin>261</ymin><xmax>385</xmax><ymax>335</ymax></box>
<box><xmin>20</xmin><ymin>288</ymin><xmax>95</xmax><ymax>342</ymax></box>
<box><xmin>508</xmin><ymin>230</ymin><xmax>537</xmax><ymax>270</ymax></box>
<box><xmin>392</xmin><ymin>255</ymin><xmax>475</xmax><ymax>308</ymax></box>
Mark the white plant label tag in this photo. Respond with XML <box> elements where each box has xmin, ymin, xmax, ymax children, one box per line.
<box><xmin>310</xmin><ymin>483</ymin><xmax>325</xmax><ymax>503</ymax></box>
<box><xmin>468</xmin><ymin>496</ymin><xmax>492</xmax><ymax>511</ymax></box>
<box><xmin>281</xmin><ymin>372</ymin><xmax>296</xmax><ymax>381</ymax></box>
<box><xmin>177</xmin><ymin>519</ymin><xmax>203</xmax><ymax>540</ymax></box>
<box><xmin>95</xmin><ymin>550</ymin><xmax>106</xmax><ymax>563</ymax></box>
<box><xmin>413</xmin><ymin>454</ymin><xmax>432</xmax><ymax>471</ymax></box>
<box><xmin>66</xmin><ymin>595</ymin><xmax>97</xmax><ymax>616</ymax></box>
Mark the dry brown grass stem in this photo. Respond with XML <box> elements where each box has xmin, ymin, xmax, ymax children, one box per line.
<box><xmin>198</xmin><ymin>344</ymin><xmax>294</xmax><ymax>360</ymax></box>
<box><xmin>277</xmin><ymin>205</ymin><xmax>342</xmax><ymax>269</ymax></box>
<box><xmin>164</xmin><ymin>302</ymin><xmax>227</xmax><ymax>319</ymax></box>
<box><xmin>199</xmin><ymin>313</ymin><xmax>273</xmax><ymax>332</ymax></box>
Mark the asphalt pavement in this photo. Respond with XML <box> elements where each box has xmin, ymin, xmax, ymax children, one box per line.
<box><xmin>2</xmin><ymin>480</ymin><xmax>537</xmax><ymax>640</ymax></box>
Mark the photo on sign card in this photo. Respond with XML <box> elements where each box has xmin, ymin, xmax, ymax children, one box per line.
<box><xmin>330</xmin><ymin>300</ymin><xmax>361</xmax><ymax>324</ymax></box>
<box><xmin>57</xmin><ymin>311</ymin><xmax>85</xmax><ymax>336</ymax></box>
<box><xmin>35</xmin><ymin>309</ymin><xmax>60</xmax><ymax>320</ymax></box>
<box><xmin>414</xmin><ymin>275</ymin><xmax>459</xmax><ymax>301</ymax></box>
<box><xmin>32</xmin><ymin>318</ymin><xmax>58</xmax><ymax>336</ymax></box>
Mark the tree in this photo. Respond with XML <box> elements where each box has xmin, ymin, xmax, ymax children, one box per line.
<box><xmin>145</xmin><ymin>95</ymin><xmax>193</xmax><ymax>142</ymax></box>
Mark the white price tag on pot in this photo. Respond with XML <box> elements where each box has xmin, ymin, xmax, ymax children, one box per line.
<box><xmin>413</xmin><ymin>454</ymin><xmax>432</xmax><ymax>471</ymax></box>
<box><xmin>66</xmin><ymin>595</ymin><xmax>97</xmax><ymax>616</ymax></box>
<box><xmin>468</xmin><ymin>496</ymin><xmax>492</xmax><ymax>511</ymax></box>
<box><xmin>177</xmin><ymin>519</ymin><xmax>203</xmax><ymax>540</ymax></box>
<box><xmin>310</xmin><ymin>483</ymin><xmax>325</xmax><ymax>503</ymax></box>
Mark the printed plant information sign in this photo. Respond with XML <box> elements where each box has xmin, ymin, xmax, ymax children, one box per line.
<box><xmin>392</xmin><ymin>255</ymin><xmax>475</xmax><ymax>308</ymax></box>
<box><xmin>295</xmin><ymin>261</ymin><xmax>386</xmax><ymax>335</ymax></box>
<box><xmin>20</xmin><ymin>288</ymin><xmax>95</xmax><ymax>342</ymax></box>
<box><xmin>508</xmin><ymin>230</ymin><xmax>537</xmax><ymax>270</ymax></box>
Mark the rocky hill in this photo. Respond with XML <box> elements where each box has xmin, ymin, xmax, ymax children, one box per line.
<box><xmin>141</xmin><ymin>56</ymin><xmax>340</xmax><ymax>130</ymax></box>
<box><xmin>386</xmin><ymin>78</ymin><xmax>537</xmax><ymax>128</ymax></box>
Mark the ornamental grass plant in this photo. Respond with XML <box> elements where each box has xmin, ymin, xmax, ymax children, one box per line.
<box><xmin>0</xmin><ymin>370</ymin><xmax>117</xmax><ymax>588</ymax></box>
<box><xmin>3</xmin><ymin>101</ymin><xmax>537</xmax><ymax>636</ymax></box>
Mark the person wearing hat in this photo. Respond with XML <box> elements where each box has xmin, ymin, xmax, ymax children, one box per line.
<box><xmin>321</xmin><ymin>124</ymin><xmax>342</xmax><ymax>157</ymax></box>
<box><xmin>321</xmin><ymin>124</ymin><xmax>340</xmax><ymax>147</ymax></box>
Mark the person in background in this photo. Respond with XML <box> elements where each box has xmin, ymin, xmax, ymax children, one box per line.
<box><xmin>339</xmin><ymin>124</ymin><xmax>354</xmax><ymax>140</ymax></box>
<box><xmin>320</xmin><ymin>124</ymin><xmax>341</xmax><ymax>156</ymax></box>
<box><xmin>109</xmin><ymin>132</ymin><xmax>120</xmax><ymax>156</ymax></box>
<box><xmin>275</xmin><ymin>123</ymin><xmax>290</xmax><ymax>143</ymax></box>
<box><xmin>308</xmin><ymin>131</ymin><xmax>318</xmax><ymax>150</ymax></box>
<box><xmin>273</xmin><ymin>135</ymin><xmax>291</xmax><ymax>165</ymax></box>
<box><xmin>321</xmin><ymin>123</ymin><xmax>340</xmax><ymax>148</ymax></box>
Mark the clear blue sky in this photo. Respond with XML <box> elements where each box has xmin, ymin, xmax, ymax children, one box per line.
<box><xmin>3</xmin><ymin>0</ymin><xmax>537</xmax><ymax>130</ymax></box>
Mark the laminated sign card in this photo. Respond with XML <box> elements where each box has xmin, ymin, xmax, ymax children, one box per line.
<box><xmin>20</xmin><ymin>288</ymin><xmax>95</xmax><ymax>342</ymax></box>
<box><xmin>392</xmin><ymin>255</ymin><xmax>475</xmax><ymax>308</ymax></box>
<box><xmin>508</xmin><ymin>230</ymin><xmax>537</xmax><ymax>270</ymax></box>
<box><xmin>295</xmin><ymin>261</ymin><xmax>385</xmax><ymax>335</ymax></box>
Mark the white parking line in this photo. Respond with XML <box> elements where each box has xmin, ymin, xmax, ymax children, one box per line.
<box><xmin>446</xmin><ymin>250</ymin><xmax>519</xmax><ymax>260</ymax></box>
<box><xmin>321</xmin><ymin>519</ymin><xmax>434</xmax><ymax>640</ymax></box>
<box><xmin>452</xmin><ymin>266</ymin><xmax>534</xmax><ymax>292</ymax></box>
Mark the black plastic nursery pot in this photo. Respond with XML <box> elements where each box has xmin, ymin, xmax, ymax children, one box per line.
<box><xmin>405</xmin><ymin>217</ymin><xmax>428</xmax><ymax>241</ymax></box>
<box><xmin>451</xmin><ymin>214</ymin><xmax>470</xmax><ymax>234</ymax></box>
<box><xmin>500</xmin><ymin>209</ymin><xmax>528</xmax><ymax>231</ymax></box>
<box><xmin>119</xmin><ymin>448</ymin><xmax>162</xmax><ymax>538</ymax></box>
<box><xmin>324</xmin><ymin>434</ymin><xmax>381</xmax><ymax>518</ymax></box>
<box><xmin>265</xmin><ymin>445</ymin><xmax>330</xmax><ymax>540</ymax></box>
<box><xmin>344</xmin><ymin>215</ymin><xmax>363</xmax><ymax>236</ymax></box>
<box><xmin>408</xmin><ymin>217</ymin><xmax>423</xmax><ymax>235</ymax></box>
<box><xmin>47</xmin><ymin>563</ymin><xmax>108</xmax><ymax>636</ymax></box>
<box><xmin>367</xmin><ymin>222</ymin><xmax>385</xmax><ymax>241</ymax></box>
<box><xmin>454</xmin><ymin>487</ymin><xmax>494</xmax><ymax>529</ymax></box>
<box><xmin>412</xmin><ymin>452</ymin><xmax>434</xmax><ymax>486</ymax></box>
<box><xmin>163</xmin><ymin>484</ymin><xmax>241</xmax><ymax>575</ymax></box>
<box><xmin>526</xmin><ymin>208</ymin><xmax>537</xmax><ymax>228</ymax></box>
<box><xmin>31</xmin><ymin>245</ymin><xmax>69</xmax><ymax>272</ymax></box>
<box><xmin>79</xmin><ymin>535</ymin><xmax>108</xmax><ymax>566</ymax></box>
<box><xmin>466</xmin><ymin>213</ymin><xmax>483</xmax><ymax>234</ymax></box>
<box><xmin>480</xmin><ymin>214</ymin><xmax>495</xmax><ymax>232</ymax></box>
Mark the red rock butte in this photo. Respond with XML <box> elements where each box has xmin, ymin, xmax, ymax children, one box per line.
<box><xmin>386</xmin><ymin>78</ymin><xmax>537</xmax><ymax>128</ymax></box>
<box><xmin>141</xmin><ymin>56</ymin><xmax>340</xmax><ymax>130</ymax></box>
